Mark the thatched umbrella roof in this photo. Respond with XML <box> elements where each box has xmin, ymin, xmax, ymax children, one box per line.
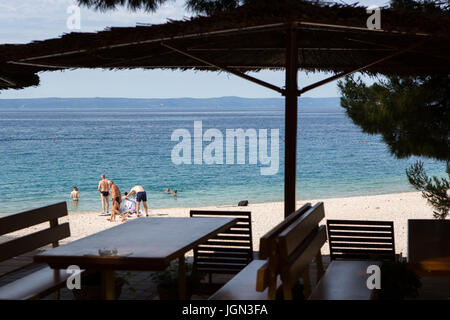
<box><xmin>0</xmin><ymin>1</ymin><xmax>449</xmax><ymax>90</ymax></box>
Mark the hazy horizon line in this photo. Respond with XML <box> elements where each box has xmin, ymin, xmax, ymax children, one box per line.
<box><xmin>0</xmin><ymin>96</ymin><xmax>341</xmax><ymax>100</ymax></box>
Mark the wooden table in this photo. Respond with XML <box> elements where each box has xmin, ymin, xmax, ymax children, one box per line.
<box><xmin>309</xmin><ymin>260</ymin><xmax>381</xmax><ymax>300</ymax></box>
<box><xmin>409</xmin><ymin>258</ymin><xmax>450</xmax><ymax>277</ymax></box>
<box><xmin>34</xmin><ymin>217</ymin><xmax>237</xmax><ymax>299</ymax></box>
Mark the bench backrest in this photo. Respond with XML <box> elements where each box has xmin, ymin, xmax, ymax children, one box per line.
<box><xmin>256</xmin><ymin>202</ymin><xmax>326</xmax><ymax>299</ymax></box>
<box><xmin>277</xmin><ymin>202</ymin><xmax>326</xmax><ymax>299</ymax></box>
<box><xmin>259</xmin><ymin>203</ymin><xmax>312</xmax><ymax>260</ymax></box>
<box><xmin>327</xmin><ymin>220</ymin><xmax>395</xmax><ymax>261</ymax></box>
<box><xmin>255</xmin><ymin>203</ymin><xmax>312</xmax><ymax>298</ymax></box>
<box><xmin>190</xmin><ymin>210</ymin><xmax>253</xmax><ymax>275</ymax></box>
<box><xmin>0</xmin><ymin>202</ymin><xmax>70</xmax><ymax>263</ymax></box>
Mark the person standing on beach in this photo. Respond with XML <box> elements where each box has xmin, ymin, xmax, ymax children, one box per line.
<box><xmin>124</xmin><ymin>185</ymin><xmax>149</xmax><ymax>217</ymax></box>
<box><xmin>109</xmin><ymin>180</ymin><xmax>127</xmax><ymax>222</ymax></box>
<box><xmin>98</xmin><ymin>174</ymin><xmax>110</xmax><ymax>214</ymax></box>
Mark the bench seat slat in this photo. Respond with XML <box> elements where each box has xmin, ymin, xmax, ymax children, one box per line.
<box><xmin>331</xmin><ymin>248</ymin><xmax>395</xmax><ymax>255</ymax></box>
<box><xmin>195</xmin><ymin>246</ymin><xmax>251</xmax><ymax>253</ymax></box>
<box><xmin>309</xmin><ymin>260</ymin><xmax>380</xmax><ymax>300</ymax></box>
<box><xmin>329</xmin><ymin>236</ymin><xmax>393</xmax><ymax>243</ymax></box>
<box><xmin>196</xmin><ymin>262</ymin><xmax>248</xmax><ymax>269</ymax></box>
<box><xmin>328</xmin><ymin>225</ymin><xmax>392</xmax><ymax>232</ymax></box>
<box><xmin>190</xmin><ymin>211</ymin><xmax>250</xmax><ymax>217</ymax></box>
<box><xmin>209</xmin><ymin>260</ymin><xmax>277</xmax><ymax>300</ymax></box>
<box><xmin>194</xmin><ymin>251</ymin><xmax>250</xmax><ymax>258</ymax></box>
<box><xmin>213</xmin><ymin>235</ymin><xmax>251</xmax><ymax>241</ymax></box>
<box><xmin>328</xmin><ymin>231</ymin><xmax>393</xmax><ymax>237</ymax></box>
<box><xmin>0</xmin><ymin>267</ymin><xmax>76</xmax><ymax>300</ymax></box>
<box><xmin>330</xmin><ymin>242</ymin><xmax>394</xmax><ymax>249</ymax></box>
<box><xmin>327</xmin><ymin>220</ymin><xmax>394</xmax><ymax>226</ymax></box>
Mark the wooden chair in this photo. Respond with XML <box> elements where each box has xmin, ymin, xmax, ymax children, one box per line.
<box><xmin>210</xmin><ymin>202</ymin><xmax>327</xmax><ymax>300</ymax></box>
<box><xmin>190</xmin><ymin>210</ymin><xmax>253</xmax><ymax>282</ymax></box>
<box><xmin>326</xmin><ymin>220</ymin><xmax>395</xmax><ymax>261</ymax></box>
<box><xmin>0</xmin><ymin>202</ymin><xmax>76</xmax><ymax>300</ymax></box>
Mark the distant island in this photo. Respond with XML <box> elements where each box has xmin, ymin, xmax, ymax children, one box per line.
<box><xmin>0</xmin><ymin>96</ymin><xmax>343</xmax><ymax>113</ymax></box>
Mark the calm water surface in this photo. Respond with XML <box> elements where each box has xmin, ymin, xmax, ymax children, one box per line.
<box><xmin>0</xmin><ymin>106</ymin><xmax>445</xmax><ymax>215</ymax></box>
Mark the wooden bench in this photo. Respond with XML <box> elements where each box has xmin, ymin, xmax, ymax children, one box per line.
<box><xmin>0</xmin><ymin>202</ymin><xmax>75</xmax><ymax>300</ymax></box>
<box><xmin>326</xmin><ymin>220</ymin><xmax>396</xmax><ymax>261</ymax></box>
<box><xmin>190</xmin><ymin>210</ymin><xmax>253</xmax><ymax>282</ymax></box>
<box><xmin>211</xmin><ymin>204</ymin><xmax>384</xmax><ymax>300</ymax></box>
<box><xmin>210</xmin><ymin>202</ymin><xmax>327</xmax><ymax>300</ymax></box>
<box><xmin>309</xmin><ymin>260</ymin><xmax>381</xmax><ymax>300</ymax></box>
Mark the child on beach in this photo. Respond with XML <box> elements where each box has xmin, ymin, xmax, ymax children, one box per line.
<box><xmin>70</xmin><ymin>186</ymin><xmax>80</xmax><ymax>201</ymax></box>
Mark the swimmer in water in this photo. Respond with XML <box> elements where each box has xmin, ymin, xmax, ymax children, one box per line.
<box><xmin>70</xmin><ymin>186</ymin><xmax>79</xmax><ymax>201</ymax></box>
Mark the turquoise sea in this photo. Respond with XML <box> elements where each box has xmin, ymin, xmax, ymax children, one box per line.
<box><xmin>0</xmin><ymin>103</ymin><xmax>445</xmax><ymax>216</ymax></box>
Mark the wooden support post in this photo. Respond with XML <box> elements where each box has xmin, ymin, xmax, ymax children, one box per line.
<box><xmin>316</xmin><ymin>252</ymin><xmax>325</xmax><ymax>280</ymax></box>
<box><xmin>282</xmin><ymin>282</ymin><xmax>293</xmax><ymax>300</ymax></box>
<box><xmin>49</xmin><ymin>219</ymin><xmax>59</xmax><ymax>248</ymax></box>
<box><xmin>178</xmin><ymin>256</ymin><xmax>186</xmax><ymax>300</ymax></box>
<box><xmin>284</xmin><ymin>26</ymin><xmax>299</xmax><ymax>218</ymax></box>
<box><xmin>101</xmin><ymin>270</ymin><xmax>116</xmax><ymax>300</ymax></box>
<box><xmin>302</xmin><ymin>268</ymin><xmax>311</xmax><ymax>298</ymax></box>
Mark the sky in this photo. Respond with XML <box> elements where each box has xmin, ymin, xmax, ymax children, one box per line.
<box><xmin>0</xmin><ymin>0</ymin><xmax>390</xmax><ymax>99</ymax></box>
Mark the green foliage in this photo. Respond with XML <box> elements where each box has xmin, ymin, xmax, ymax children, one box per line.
<box><xmin>406</xmin><ymin>161</ymin><xmax>450</xmax><ymax>219</ymax></box>
<box><xmin>379</xmin><ymin>261</ymin><xmax>422</xmax><ymax>300</ymax></box>
<box><xmin>77</xmin><ymin>0</ymin><xmax>323</xmax><ymax>14</ymax></box>
<box><xmin>338</xmin><ymin>75</ymin><xmax>450</xmax><ymax>161</ymax></box>
<box><xmin>185</xmin><ymin>0</ymin><xmax>243</xmax><ymax>15</ymax></box>
<box><xmin>338</xmin><ymin>1</ymin><xmax>449</xmax><ymax>220</ymax></box>
<box><xmin>390</xmin><ymin>0</ymin><xmax>450</xmax><ymax>12</ymax></box>
<box><xmin>77</xmin><ymin>0</ymin><xmax>167</xmax><ymax>12</ymax></box>
<box><xmin>339</xmin><ymin>74</ymin><xmax>449</xmax><ymax>219</ymax></box>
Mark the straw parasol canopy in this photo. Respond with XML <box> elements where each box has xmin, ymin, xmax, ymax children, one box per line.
<box><xmin>0</xmin><ymin>0</ymin><xmax>449</xmax><ymax>91</ymax></box>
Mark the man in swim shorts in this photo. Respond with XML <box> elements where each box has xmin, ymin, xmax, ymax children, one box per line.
<box><xmin>124</xmin><ymin>185</ymin><xmax>149</xmax><ymax>217</ymax></box>
<box><xmin>109</xmin><ymin>180</ymin><xmax>127</xmax><ymax>222</ymax></box>
<box><xmin>98</xmin><ymin>174</ymin><xmax>110</xmax><ymax>214</ymax></box>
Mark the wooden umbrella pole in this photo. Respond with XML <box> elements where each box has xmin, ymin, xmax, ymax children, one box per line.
<box><xmin>284</xmin><ymin>26</ymin><xmax>299</xmax><ymax>218</ymax></box>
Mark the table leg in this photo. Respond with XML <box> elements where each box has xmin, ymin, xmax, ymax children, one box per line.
<box><xmin>178</xmin><ymin>256</ymin><xmax>186</xmax><ymax>300</ymax></box>
<box><xmin>101</xmin><ymin>270</ymin><xmax>116</xmax><ymax>300</ymax></box>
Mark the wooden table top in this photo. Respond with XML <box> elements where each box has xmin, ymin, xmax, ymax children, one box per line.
<box><xmin>34</xmin><ymin>217</ymin><xmax>237</xmax><ymax>271</ymax></box>
<box><xmin>409</xmin><ymin>258</ymin><xmax>450</xmax><ymax>277</ymax></box>
<box><xmin>309</xmin><ymin>260</ymin><xmax>381</xmax><ymax>300</ymax></box>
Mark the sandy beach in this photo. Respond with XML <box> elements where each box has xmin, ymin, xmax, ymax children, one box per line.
<box><xmin>5</xmin><ymin>191</ymin><xmax>435</xmax><ymax>258</ymax></box>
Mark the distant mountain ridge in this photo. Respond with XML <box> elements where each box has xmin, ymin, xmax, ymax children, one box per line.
<box><xmin>0</xmin><ymin>96</ymin><xmax>343</xmax><ymax>113</ymax></box>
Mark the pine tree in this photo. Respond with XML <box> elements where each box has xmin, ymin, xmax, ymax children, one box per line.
<box><xmin>338</xmin><ymin>0</ymin><xmax>450</xmax><ymax>219</ymax></box>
